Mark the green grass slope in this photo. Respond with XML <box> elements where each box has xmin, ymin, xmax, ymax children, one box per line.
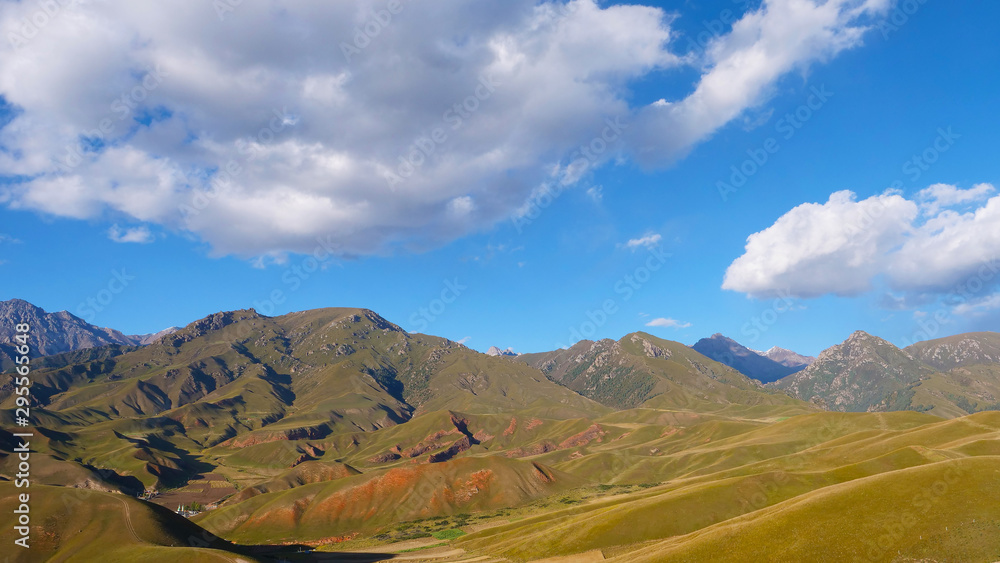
<box><xmin>0</xmin><ymin>483</ymin><xmax>264</xmax><ymax>562</ymax></box>
<box><xmin>613</xmin><ymin>457</ymin><xmax>1000</xmax><ymax>563</ymax></box>
<box><xmin>454</xmin><ymin>412</ymin><xmax>1000</xmax><ymax>562</ymax></box>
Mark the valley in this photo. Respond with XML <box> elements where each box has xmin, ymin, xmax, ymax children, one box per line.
<box><xmin>1</xmin><ymin>301</ymin><xmax>999</xmax><ymax>562</ymax></box>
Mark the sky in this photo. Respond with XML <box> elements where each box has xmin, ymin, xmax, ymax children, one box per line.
<box><xmin>1</xmin><ymin>0</ymin><xmax>999</xmax><ymax>357</ymax></box>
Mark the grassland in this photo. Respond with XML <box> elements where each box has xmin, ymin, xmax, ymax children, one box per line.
<box><xmin>3</xmin><ymin>309</ymin><xmax>1000</xmax><ymax>561</ymax></box>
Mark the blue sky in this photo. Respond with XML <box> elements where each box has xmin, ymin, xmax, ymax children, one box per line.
<box><xmin>1</xmin><ymin>0</ymin><xmax>999</xmax><ymax>357</ymax></box>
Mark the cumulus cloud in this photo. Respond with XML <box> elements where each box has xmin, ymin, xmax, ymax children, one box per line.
<box><xmin>918</xmin><ymin>182</ymin><xmax>995</xmax><ymax>215</ymax></box>
<box><xmin>724</xmin><ymin>184</ymin><xmax>1000</xmax><ymax>303</ymax></box>
<box><xmin>0</xmin><ymin>0</ymin><xmax>891</xmax><ymax>259</ymax></box>
<box><xmin>646</xmin><ymin>317</ymin><xmax>691</xmax><ymax>329</ymax></box>
<box><xmin>108</xmin><ymin>224</ymin><xmax>155</xmax><ymax>244</ymax></box>
<box><xmin>624</xmin><ymin>233</ymin><xmax>663</xmax><ymax>250</ymax></box>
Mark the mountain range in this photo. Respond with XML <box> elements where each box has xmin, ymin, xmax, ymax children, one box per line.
<box><xmin>690</xmin><ymin>333</ymin><xmax>811</xmax><ymax>383</ymax></box>
<box><xmin>0</xmin><ymin>299</ymin><xmax>177</xmax><ymax>370</ymax></box>
<box><xmin>759</xmin><ymin>346</ymin><xmax>816</xmax><ymax>369</ymax></box>
<box><xmin>486</xmin><ymin>346</ymin><xmax>518</xmax><ymax>357</ymax></box>
<box><xmin>1</xmin><ymin>299</ymin><xmax>999</xmax><ymax>561</ymax></box>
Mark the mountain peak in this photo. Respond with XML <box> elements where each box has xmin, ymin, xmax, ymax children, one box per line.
<box><xmin>486</xmin><ymin>346</ymin><xmax>517</xmax><ymax>357</ymax></box>
<box><xmin>1</xmin><ymin>298</ymin><xmax>142</xmax><ymax>368</ymax></box>
<box><xmin>761</xmin><ymin>346</ymin><xmax>815</xmax><ymax>370</ymax></box>
<box><xmin>773</xmin><ymin>330</ymin><xmax>931</xmax><ymax>412</ymax></box>
<box><xmin>691</xmin><ymin>333</ymin><xmax>797</xmax><ymax>384</ymax></box>
<box><xmin>0</xmin><ymin>298</ymin><xmax>45</xmax><ymax>315</ymax></box>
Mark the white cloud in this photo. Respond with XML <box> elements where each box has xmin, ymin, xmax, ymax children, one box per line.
<box><xmin>0</xmin><ymin>0</ymin><xmax>892</xmax><ymax>259</ymax></box>
<box><xmin>457</xmin><ymin>336</ymin><xmax>472</xmax><ymax>345</ymax></box>
<box><xmin>108</xmin><ymin>224</ymin><xmax>155</xmax><ymax>244</ymax></box>
<box><xmin>586</xmin><ymin>185</ymin><xmax>603</xmax><ymax>203</ymax></box>
<box><xmin>918</xmin><ymin>182</ymin><xmax>994</xmax><ymax>215</ymax></box>
<box><xmin>954</xmin><ymin>294</ymin><xmax>1000</xmax><ymax>316</ymax></box>
<box><xmin>0</xmin><ymin>234</ymin><xmax>21</xmax><ymax>244</ymax></box>
<box><xmin>646</xmin><ymin>317</ymin><xmax>691</xmax><ymax>329</ymax></box>
<box><xmin>724</xmin><ymin>184</ymin><xmax>1000</xmax><ymax>301</ymax></box>
<box><xmin>625</xmin><ymin>233</ymin><xmax>663</xmax><ymax>250</ymax></box>
<box><xmin>631</xmin><ymin>0</ymin><xmax>890</xmax><ymax>164</ymax></box>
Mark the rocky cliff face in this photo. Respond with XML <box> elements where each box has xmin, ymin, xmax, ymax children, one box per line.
<box><xmin>904</xmin><ymin>332</ymin><xmax>1000</xmax><ymax>370</ymax></box>
<box><xmin>487</xmin><ymin>346</ymin><xmax>518</xmax><ymax>357</ymax></box>
<box><xmin>770</xmin><ymin>331</ymin><xmax>933</xmax><ymax>412</ymax></box>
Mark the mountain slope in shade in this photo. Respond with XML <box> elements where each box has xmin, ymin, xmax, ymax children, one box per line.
<box><xmin>520</xmin><ymin>332</ymin><xmax>810</xmax><ymax>410</ymax></box>
<box><xmin>761</xmin><ymin>346</ymin><xmax>816</xmax><ymax>370</ymax></box>
<box><xmin>904</xmin><ymin>331</ymin><xmax>1000</xmax><ymax>370</ymax></box>
<box><xmin>0</xmin><ymin>483</ymin><xmax>266</xmax><ymax>562</ymax></box>
<box><xmin>770</xmin><ymin>331</ymin><xmax>934</xmax><ymax>412</ymax></box>
<box><xmin>691</xmin><ymin>334</ymin><xmax>797</xmax><ymax>383</ymax></box>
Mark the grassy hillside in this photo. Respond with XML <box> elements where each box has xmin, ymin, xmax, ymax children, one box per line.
<box><xmin>454</xmin><ymin>412</ymin><xmax>1000</xmax><ymax>562</ymax></box>
<box><xmin>0</xmin><ymin>483</ymin><xmax>265</xmax><ymax>562</ymax></box>
<box><xmin>194</xmin><ymin>455</ymin><xmax>585</xmax><ymax>544</ymax></box>
<box><xmin>612</xmin><ymin>457</ymin><xmax>1000</xmax><ymax>563</ymax></box>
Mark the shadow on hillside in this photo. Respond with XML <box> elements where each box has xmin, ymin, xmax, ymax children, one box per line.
<box><xmin>238</xmin><ymin>545</ymin><xmax>397</xmax><ymax>561</ymax></box>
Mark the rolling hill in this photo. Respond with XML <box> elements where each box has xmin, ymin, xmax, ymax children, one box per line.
<box><xmin>0</xmin><ymin>482</ymin><xmax>266</xmax><ymax>562</ymax></box>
